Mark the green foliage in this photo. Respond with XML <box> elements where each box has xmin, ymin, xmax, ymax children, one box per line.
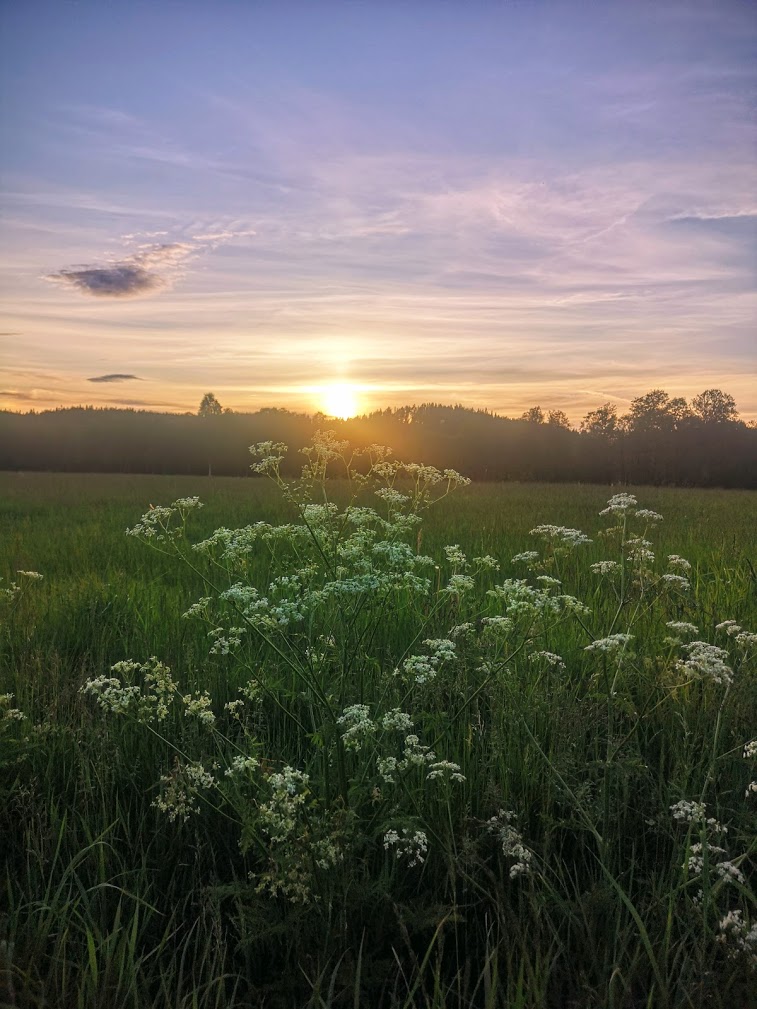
<box><xmin>1</xmin><ymin>449</ymin><xmax>756</xmax><ymax>1008</ymax></box>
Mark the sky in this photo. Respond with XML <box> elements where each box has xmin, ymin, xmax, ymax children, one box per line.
<box><xmin>1</xmin><ymin>0</ymin><xmax>755</xmax><ymax>422</ymax></box>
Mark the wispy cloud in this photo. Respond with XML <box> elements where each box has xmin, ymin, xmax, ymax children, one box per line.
<box><xmin>88</xmin><ymin>373</ymin><xmax>143</xmax><ymax>383</ymax></box>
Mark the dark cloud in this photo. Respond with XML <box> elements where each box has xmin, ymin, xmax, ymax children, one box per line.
<box><xmin>47</xmin><ymin>242</ymin><xmax>194</xmax><ymax>299</ymax></box>
<box><xmin>53</xmin><ymin>264</ymin><xmax>162</xmax><ymax>297</ymax></box>
<box><xmin>88</xmin><ymin>373</ymin><xmax>143</xmax><ymax>383</ymax></box>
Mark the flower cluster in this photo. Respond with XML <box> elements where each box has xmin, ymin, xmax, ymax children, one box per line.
<box><xmin>676</xmin><ymin>641</ymin><xmax>733</xmax><ymax>686</ymax></box>
<box><xmin>487</xmin><ymin>810</ymin><xmax>534</xmax><ymax>878</ymax></box>
<box><xmin>383</xmin><ymin>828</ymin><xmax>429</xmax><ymax>867</ymax></box>
<box><xmin>153</xmin><ymin>761</ymin><xmax>217</xmax><ymax>822</ymax></box>
<box><xmin>717</xmin><ymin>911</ymin><xmax>757</xmax><ymax>966</ymax></box>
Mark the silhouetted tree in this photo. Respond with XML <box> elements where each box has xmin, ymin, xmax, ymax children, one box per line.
<box><xmin>1</xmin><ymin>388</ymin><xmax>755</xmax><ymax>487</ymax></box>
<box><xmin>581</xmin><ymin>403</ymin><xmax>620</xmax><ymax>440</ymax></box>
<box><xmin>691</xmin><ymin>389</ymin><xmax>738</xmax><ymax>424</ymax></box>
<box><xmin>521</xmin><ymin>406</ymin><xmax>545</xmax><ymax>424</ymax></box>
<box><xmin>626</xmin><ymin>389</ymin><xmax>674</xmax><ymax>432</ymax></box>
<box><xmin>198</xmin><ymin>392</ymin><xmax>223</xmax><ymax>417</ymax></box>
<box><xmin>547</xmin><ymin>410</ymin><xmax>571</xmax><ymax>429</ymax></box>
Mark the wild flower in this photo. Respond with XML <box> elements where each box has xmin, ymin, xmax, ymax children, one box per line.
<box><xmin>529</xmin><ymin>525</ymin><xmax>592</xmax><ymax>548</ymax></box>
<box><xmin>717</xmin><ymin>911</ymin><xmax>757</xmax><ymax>966</ymax></box>
<box><xmin>744</xmin><ymin>740</ymin><xmax>757</xmax><ymax>760</ymax></box>
<box><xmin>377</xmin><ymin>756</ymin><xmax>399</xmax><ymax>783</ymax></box>
<box><xmin>670</xmin><ymin>798</ymin><xmax>726</xmax><ymax>838</ymax></box>
<box><xmin>182</xmin><ymin>691</ymin><xmax>216</xmax><ymax>726</ymax></box>
<box><xmin>488</xmin><ymin>580</ymin><xmax>563</xmax><ymax>616</ymax></box>
<box><xmin>448</xmin><ymin>622</ymin><xmax>475</xmax><ymax>638</ymax></box>
<box><xmin>82</xmin><ymin>657</ymin><xmax>180</xmax><ymax>722</ymax></box>
<box><xmin>676</xmin><ymin>641</ymin><xmax>733</xmax><ymax>686</ymax></box>
<box><xmin>625</xmin><ymin>537</ymin><xmax>655</xmax><ymax>564</ymax></box>
<box><xmin>487</xmin><ymin>810</ymin><xmax>534</xmax><ymax>878</ymax></box>
<box><xmin>481</xmin><ymin>616</ymin><xmax>514</xmax><ymax>637</ymax></box>
<box><xmin>383</xmin><ymin>828</ymin><xmax>428</xmax><ymax>867</ymax></box>
<box><xmin>426</xmin><ymin>760</ymin><xmax>465</xmax><ymax>783</ymax></box>
<box><xmin>715</xmin><ymin>619</ymin><xmax>740</xmax><ymax>633</ymax></box>
<box><xmin>590</xmin><ymin>560</ymin><xmax>620</xmax><ymax>575</ymax></box>
<box><xmin>153</xmin><ymin>762</ymin><xmax>217</xmax><ymax>822</ymax></box>
<box><xmin>510</xmin><ymin>550</ymin><xmax>540</xmax><ymax>564</ymax></box>
<box><xmin>225</xmin><ymin>755</ymin><xmax>259</xmax><ymax>777</ymax></box>
<box><xmin>667</xmin><ymin>554</ymin><xmax>692</xmax><ymax>571</ymax></box>
<box><xmin>444</xmin><ymin>574</ymin><xmax>475</xmax><ymax>595</ymax></box>
<box><xmin>374</xmin><ymin>487</ymin><xmax>410</xmax><ymax>508</ymax></box>
<box><xmin>660</xmin><ymin>573</ymin><xmax>690</xmax><ymax>591</ymax></box>
<box><xmin>473</xmin><ymin>554</ymin><xmax>500</xmax><ymax>571</ymax></box>
<box><xmin>635</xmin><ymin>509</ymin><xmax>663</xmax><ymax>523</ymax></box>
<box><xmin>0</xmin><ymin>693</ymin><xmax>25</xmax><ymax>721</ymax></box>
<box><xmin>528</xmin><ymin>650</ymin><xmax>565</xmax><ymax>669</ymax></box>
<box><xmin>585</xmin><ymin>633</ymin><xmax>633</xmax><ymax>654</ymax></box>
<box><xmin>380</xmin><ymin>709</ymin><xmax>414</xmax><ymax>732</ymax></box>
<box><xmin>127</xmin><ymin>498</ymin><xmax>202</xmax><ymax>542</ymax></box>
<box><xmin>400</xmin><ymin>734</ymin><xmax>436</xmax><ymax>768</ymax></box>
<box><xmin>686</xmin><ymin>843</ymin><xmax>745</xmax><ymax>885</ymax></box>
<box><xmin>337</xmin><ymin>704</ymin><xmax>376</xmax><ymax>751</ymax></box>
<box><xmin>0</xmin><ymin>580</ymin><xmax>20</xmax><ymax>601</ymax></box>
<box><xmin>666</xmin><ymin>621</ymin><xmax>699</xmax><ymax>636</ymax></box>
<box><xmin>16</xmin><ymin>570</ymin><xmax>44</xmax><ymax>580</ymax></box>
<box><xmin>664</xmin><ymin>621</ymin><xmax>700</xmax><ymax>646</ymax></box>
<box><xmin>444</xmin><ymin>544</ymin><xmax>468</xmax><ymax>568</ymax></box>
<box><xmin>600</xmin><ymin>493</ymin><xmax>638</xmax><ymax>515</ymax></box>
<box><xmin>398</xmin><ymin>640</ymin><xmax>456</xmax><ymax>684</ymax></box>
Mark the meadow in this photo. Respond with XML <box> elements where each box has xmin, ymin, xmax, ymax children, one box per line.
<box><xmin>1</xmin><ymin>443</ymin><xmax>756</xmax><ymax>1009</ymax></box>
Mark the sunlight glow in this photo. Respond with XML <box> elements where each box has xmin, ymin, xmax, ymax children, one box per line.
<box><xmin>320</xmin><ymin>382</ymin><xmax>360</xmax><ymax>419</ymax></box>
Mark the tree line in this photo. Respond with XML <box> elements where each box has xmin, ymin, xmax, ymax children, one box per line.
<box><xmin>1</xmin><ymin>388</ymin><xmax>755</xmax><ymax>487</ymax></box>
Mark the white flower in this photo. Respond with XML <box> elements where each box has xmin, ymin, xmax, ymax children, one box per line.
<box><xmin>590</xmin><ymin>560</ymin><xmax>619</xmax><ymax>575</ymax></box>
<box><xmin>668</xmin><ymin>555</ymin><xmax>692</xmax><ymax>571</ymax></box>
<box><xmin>600</xmin><ymin>493</ymin><xmax>638</xmax><ymax>515</ymax></box>
<box><xmin>528</xmin><ymin>650</ymin><xmax>565</xmax><ymax>669</ymax></box>
<box><xmin>510</xmin><ymin>551</ymin><xmax>540</xmax><ymax>564</ymax></box>
<box><xmin>666</xmin><ymin>621</ymin><xmax>699</xmax><ymax>636</ymax></box>
<box><xmin>444</xmin><ymin>544</ymin><xmax>468</xmax><ymax>567</ymax></box>
<box><xmin>381</xmin><ymin>709</ymin><xmax>414</xmax><ymax>732</ymax></box>
<box><xmin>676</xmin><ymin>641</ymin><xmax>733</xmax><ymax>686</ymax></box>
<box><xmin>473</xmin><ymin>555</ymin><xmax>500</xmax><ymax>571</ymax></box>
<box><xmin>383</xmin><ymin>828</ymin><xmax>428</xmax><ymax>867</ymax></box>
<box><xmin>530</xmin><ymin>525</ymin><xmax>592</xmax><ymax>548</ymax></box>
<box><xmin>585</xmin><ymin>633</ymin><xmax>633</xmax><ymax>654</ymax></box>
<box><xmin>444</xmin><ymin>574</ymin><xmax>475</xmax><ymax>595</ymax></box>
<box><xmin>336</xmin><ymin>704</ymin><xmax>376</xmax><ymax>751</ymax></box>
<box><xmin>426</xmin><ymin>760</ymin><xmax>465</xmax><ymax>783</ymax></box>
<box><xmin>635</xmin><ymin>509</ymin><xmax>663</xmax><ymax>523</ymax></box>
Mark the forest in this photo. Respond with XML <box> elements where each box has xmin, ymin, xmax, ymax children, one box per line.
<box><xmin>1</xmin><ymin>388</ymin><xmax>755</xmax><ymax>487</ymax></box>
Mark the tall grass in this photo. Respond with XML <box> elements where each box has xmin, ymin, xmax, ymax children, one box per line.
<box><xmin>1</xmin><ymin>454</ymin><xmax>756</xmax><ymax>1009</ymax></box>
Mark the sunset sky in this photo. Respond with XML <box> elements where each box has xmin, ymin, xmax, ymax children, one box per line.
<box><xmin>1</xmin><ymin>1</ymin><xmax>755</xmax><ymax>421</ymax></box>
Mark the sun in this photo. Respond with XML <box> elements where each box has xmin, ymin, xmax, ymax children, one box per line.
<box><xmin>320</xmin><ymin>382</ymin><xmax>360</xmax><ymax>419</ymax></box>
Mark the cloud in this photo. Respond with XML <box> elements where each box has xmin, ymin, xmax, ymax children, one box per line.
<box><xmin>46</xmin><ymin>227</ymin><xmax>255</xmax><ymax>299</ymax></box>
<box><xmin>47</xmin><ymin>242</ymin><xmax>195</xmax><ymax>298</ymax></box>
<box><xmin>87</xmin><ymin>373</ymin><xmax>143</xmax><ymax>383</ymax></box>
<box><xmin>0</xmin><ymin>389</ymin><xmax>36</xmax><ymax>400</ymax></box>
<box><xmin>667</xmin><ymin>208</ymin><xmax>757</xmax><ymax>223</ymax></box>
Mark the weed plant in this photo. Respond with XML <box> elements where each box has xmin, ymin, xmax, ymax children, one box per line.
<box><xmin>1</xmin><ymin>437</ymin><xmax>756</xmax><ymax>1008</ymax></box>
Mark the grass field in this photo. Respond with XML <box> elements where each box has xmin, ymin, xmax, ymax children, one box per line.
<box><xmin>2</xmin><ymin>456</ymin><xmax>756</xmax><ymax>1008</ymax></box>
